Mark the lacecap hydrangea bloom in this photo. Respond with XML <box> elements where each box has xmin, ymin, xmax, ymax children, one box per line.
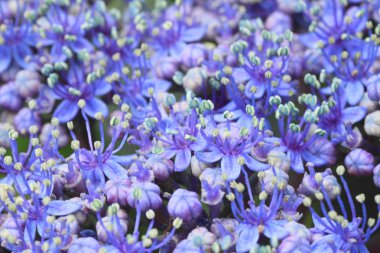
<box><xmin>0</xmin><ymin>0</ymin><xmax>380</xmax><ymax>252</ymax></box>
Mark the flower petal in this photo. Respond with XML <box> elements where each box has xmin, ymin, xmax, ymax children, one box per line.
<box><xmin>345</xmin><ymin>81</ymin><xmax>364</xmax><ymax>105</ymax></box>
<box><xmin>180</xmin><ymin>26</ymin><xmax>206</xmax><ymax>42</ymax></box>
<box><xmin>83</xmin><ymin>169</ymin><xmax>105</xmax><ymax>189</ymax></box>
<box><xmin>287</xmin><ymin>151</ymin><xmax>304</xmax><ymax>173</ymax></box>
<box><xmin>342</xmin><ymin>106</ymin><xmax>367</xmax><ymax>124</ymax></box>
<box><xmin>0</xmin><ymin>46</ymin><xmax>12</xmax><ymax>72</ymax></box>
<box><xmin>109</xmin><ymin>155</ymin><xmax>135</xmax><ymax>166</ymax></box>
<box><xmin>263</xmin><ymin>220</ymin><xmax>289</xmax><ymax>239</ymax></box>
<box><xmin>232</xmin><ymin>68</ymin><xmax>251</xmax><ymax>83</ymax></box>
<box><xmin>243</xmin><ymin>154</ymin><xmax>270</xmax><ymax>171</ymax></box>
<box><xmin>103</xmin><ymin>160</ymin><xmax>129</xmax><ymax>180</ymax></box>
<box><xmin>51</xmin><ymin>44</ymin><xmax>66</xmax><ymax>62</ymax></box>
<box><xmin>95</xmin><ymin>82</ymin><xmax>112</xmax><ymax>96</ymax></box>
<box><xmin>236</xmin><ymin>224</ymin><xmax>259</xmax><ymax>253</ymax></box>
<box><xmin>175</xmin><ymin>149</ymin><xmax>191</xmax><ymax>171</ymax></box>
<box><xmin>221</xmin><ymin>155</ymin><xmax>241</xmax><ymax>180</ymax></box>
<box><xmin>195</xmin><ymin>149</ymin><xmax>223</xmax><ymax>163</ymax></box>
<box><xmin>83</xmin><ymin>97</ymin><xmax>108</xmax><ymax>118</ymax></box>
<box><xmin>53</xmin><ymin>100</ymin><xmax>79</xmax><ymax>123</ymax></box>
<box><xmin>13</xmin><ymin>44</ymin><xmax>33</xmax><ymax>69</ymax></box>
<box><xmin>169</xmin><ymin>41</ymin><xmax>186</xmax><ymax>57</ymax></box>
<box><xmin>70</xmin><ymin>37</ymin><xmax>93</xmax><ymax>53</ymax></box>
<box><xmin>47</xmin><ymin>200</ymin><xmax>82</xmax><ymax>216</ymax></box>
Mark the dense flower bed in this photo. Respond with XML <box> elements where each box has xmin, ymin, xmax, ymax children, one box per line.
<box><xmin>0</xmin><ymin>0</ymin><xmax>380</xmax><ymax>252</ymax></box>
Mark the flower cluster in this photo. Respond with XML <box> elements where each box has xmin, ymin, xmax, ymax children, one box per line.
<box><xmin>1</xmin><ymin>0</ymin><xmax>380</xmax><ymax>252</ymax></box>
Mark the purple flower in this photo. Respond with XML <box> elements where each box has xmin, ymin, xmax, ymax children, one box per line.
<box><xmin>374</xmin><ymin>164</ymin><xmax>380</xmax><ymax>188</ymax></box>
<box><xmin>52</xmin><ymin>64</ymin><xmax>111</xmax><ymax>122</ymax></box>
<box><xmin>195</xmin><ymin>122</ymin><xmax>269</xmax><ymax>180</ymax></box>
<box><xmin>304</xmin><ymin>166</ymin><xmax>380</xmax><ymax>253</ymax></box>
<box><xmin>104</xmin><ymin>178</ymin><xmax>131</xmax><ymax>206</ymax></box>
<box><xmin>74</xmin><ymin>148</ymin><xmax>130</xmax><ymax>190</ymax></box>
<box><xmin>68</xmin><ymin>237</ymin><xmax>100</xmax><ymax>253</ymax></box>
<box><xmin>181</xmin><ymin>43</ymin><xmax>208</xmax><ymax>68</ymax></box>
<box><xmin>14</xmin><ymin>70</ymin><xmax>41</xmax><ymax>98</ymax></box>
<box><xmin>319</xmin><ymin>86</ymin><xmax>367</xmax><ymax>144</ymax></box>
<box><xmin>344</xmin><ymin>148</ymin><xmax>374</xmax><ymax>176</ymax></box>
<box><xmin>200</xmin><ymin>168</ymin><xmax>225</xmax><ymax>205</ymax></box>
<box><xmin>274</xmin><ymin>102</ymin><xmax>333</xmax><ymax>173</ymax></box>
<box><xmin>0</xmin><ymin>21</ymin><xmax>37</xmax><ymax>71</ymax></box>
<box><xmin>168</xmin><ymin>189</ymin><xmax>202</xmax><ymax>222</ymax></box>
<box><xmin>226</xmin><ymin>172</ymin><xmax>289</xmax><ymax>252</ymax></box>
<box><xmin>0</xmin><ymin>83</ymin><xmax>23</xmax><ymax>111</ymax></box>
<box><xmin>126</xmin><ymin>182</ymin><xmax>162</xmax><ymax>211</ymax></box>
<box><xmin>38</xmin><ymin>6</ymin><xmax>93</xmax><ymax>61</ymax></box>
<box><xmin>278</xmin><ymin>236</ymin><xmax>311</xmax><ymax>253</ymax></box>
<box><xmin>150</xmin><ymin>18</ymin><xmax>206</xmax><ymax>60</ymax></box>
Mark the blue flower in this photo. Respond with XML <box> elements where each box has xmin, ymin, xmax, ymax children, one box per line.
<box><xmin>0</xmin><ymin>21</ymin><xmax>37</xmax><ymax>71</ymax></box>
<box><xmin>304</xmin><ymin>166</ymin><xmax>380</xmax><ymax>253</ymax></box>
<box><xmin>149</xmin><ymin>13</ymin><xmax>206</xmax><ymax>60</ymax></box>
<box><xmin>38</xmin><ymin>5</ymin><xmax>93</xmax><ymax>61</ymax></box>
<box><xmin>69</xmin><ymin>112</ymin><xmax>133</xmax><ymax>191</ymax></box>
<box><xmin>226</xmin><ymin>173</ymin><xmax>289</xmax><ymax>252</ymax></box>
<box><xmin>195</xmin><ymin>122</ymin><xmax>269</xmax><ymax>180</ymax></box>
<box><xmin>51</xmin><ymin>63</ymin><xmax>111</xmax><ymax>122</ymax></box>
<box><xmin>319</xmin><ymin>86</ymin><xmax>367</xmax><ymax>144</ymax></box>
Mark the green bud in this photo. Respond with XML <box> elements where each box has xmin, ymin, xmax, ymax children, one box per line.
<box><xmin>47</xmin><ymin>73</ymin><xmax>59</xmax><ymax>87</ymax></box>
<box><xmin>165</xmin><ymin>94</ymin><xmax>176</xmax><ymax>107</ymax></box>
<box><xmin>41</xmin><ymin>63</ymin><xmax>54</xmax><ymax>76</ymax></box>
<box><xmin>90</xmin><ymin>199</ymin><xmax>103</xmax><ymax>211</ymax></box>
<box><xmin>289</xmin><ymin>123</ymin><xmax>301</xmax><ymax>132</ymax></box>
<box><xmin>189</xmin><ymin>98</ymin><xmax>200</xmax><ymax>109</ymax></box>
<box><xmin>314</xmin><ymin>128</ymin><xmax>326</xmax><ymax>136</ymax></box>
<box><xmin>62</xmin><ymin>46</ymin><xmax>73</xmax><ymax>58</ymax></box>
<box><xmin>284</xmin><ymin>30</ymin><xmax>293</xmax><ymax>41</ymax></box>
<box><xmin>86</xmin><ymin>72</ymin><xmax>97</xmax><ymax>84</ymax></box>
<box><xmin>173</xmin><ymin>71</ymin><xmax>184</xmax><ymax>85</ymax></box>
<box><xmin>269</xmin><ymin>95</ymin><xmax>282</xmax><ymax>106</ymax></box>
<box><xmin>250</xmin><ymin>56</ymin><xmax>261</xmax><ymax>66</ymax></box>
<box><xmin>277</xmin><ymin>47</ymin><xmax>289</xmax><ymax>57</ymax></box>
<box><xmin>246</xmin><ymin>105</ymin><xmax>255</xmax><ymax>116</ymax></box>
<box><xmin>201</xmin><ymin>100</ymin><xmax>214</xmax><ymax>111</ymax></box>
<box><xmin>319</xmin><ymin>69</ymin><xmax>326</xmax><ymax>83</ymax></box>
<box><xmin>143</xmin><ymin>117</ymin><xmax>158</xmax><ymax>131</ymax></box>
<box><xmin>239</xmin><ymin>127</ymin><xmax>249</xmax><ymax>137</ymax></box>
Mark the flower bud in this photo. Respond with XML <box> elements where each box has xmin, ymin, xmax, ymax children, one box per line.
<box><xmin>278</xmin><ymin>236</ymin><xmax>311</xmax><ymax>253</ymax></box>
<box><xmin>374</xmin><ymin>164</ymin><xmax>380</xmax><ymax>188</ymax></box>
<box><xmin>268</xmin><ymin>151</ymin><xmax>290</xmax><ymax>172</ymax></box>
<box><xmin>181</xmin><ymin>44</ymin><xmax>208</xmax><ymax>68</ymax></box>
<box><xmin>168</xmin><ymin>189</ymin><xmax>202</xmax><ymax>222</ymax></box>
<box><xmin>14</xmin><ymin>108</ymin><xmax>42</xmax><ymax>135</ymax></box>
<box><xmin>345</xmin><ymin>148</ymin><xmax>374</xmax><ymax>176</ymax></box>
<box><xmin>155</xmin><ymin>57</ymin><xmax>179</xmax><ymax>79</ymax></box>
<box><xmin>68</xmin><ymin>237</ymin><xmax>100</xmax><ymax>253</ymax></box>
<box><xmin>359</xmin><ymin>93</ymin><xmax>377</xmax><ymax>113</ymax></box>
<box><xmin>366</xmin><ymin>74</ymin><xmax>380</xmax><ymax>102</ymax></box>
<box><xmin>105</xmin><ymin>179</ymin><xmax>130</xmax><ymax>206</ymax></box>
<box><xmin>183</xmin><ymin>67</ymin><xmax>207</xmax><ymax>92</ymax></box>
<box><xmin>15</xmin><ymin>70</ymin><xmax>41</xmax><ymax>98</ymax></box>
<box><xmin>188</xmin><ymin>227</ymin><xmax>216</xmax><ymax>252</ymax></box>
<box><xmin>127</xmin><ymin>182</ymin><xmax>162</xmax><ymax>211</ymax></box>
<box><xmin>146</xmin><ymin>156</ymin><xmax>174</xmax><ymax>181</ymax></box>
<box><xmin>364</xmin><ymin>111</ymin><xmax>380</xmax><ymax>137</ymax></box>
<box><xmin>265</xmin><ymin>11</ymin><xmax>292</xmax><ymax>34</ymax></box>
<box><xmin>261</xmin><ymin>168</ymin><xmax>289</xmax><ymax>194</ymax></box>
<box><xmin>191</xmin><ymin>156</ymin><xmax>208</xmax><ymax>177</ymax></box>
<box><xmin>96</xmin><ymin>210</ymin><xmax>128</xmax><ymax>242</ymax></box>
